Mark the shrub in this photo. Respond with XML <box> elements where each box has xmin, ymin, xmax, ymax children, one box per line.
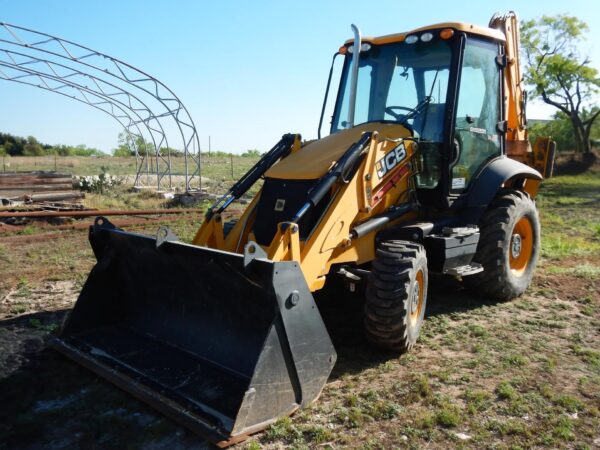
<box><xmin>76</xmin><ymin>167</ymin><xmax>123</xmax><ymax>193</ymax></box>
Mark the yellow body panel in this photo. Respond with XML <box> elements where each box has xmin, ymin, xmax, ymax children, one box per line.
<box><xmin>266</xmin><ymin>123</ymin><xmax>412</xmax><ymax>180</ymax></box>
<box><xmin>194</xmin><ymin>125</ymin><xmax>416</xmax><ymax>292</ymax></box>
<box><xmin>344</xmin><ymin>22</ymin><xmax>505</xmax><ymax>47</ymax></box>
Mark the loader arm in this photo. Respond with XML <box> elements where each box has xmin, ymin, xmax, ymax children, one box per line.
<box><xmin>489</xmin><ymin>11</ymin><xmax>555</xmax><ymax>174</ymax></box>
<box><xmin>195</xmin><ymin>123</ymin><xmax>418</xmax><ymax>291</ymax></box>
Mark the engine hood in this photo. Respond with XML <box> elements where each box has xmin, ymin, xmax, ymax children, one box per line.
<box><xmin>265</xmin><ymin>123</ymin><xmax>412</xmax><ymax>180</ymax></box>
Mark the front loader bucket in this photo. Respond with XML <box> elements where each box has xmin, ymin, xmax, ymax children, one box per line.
<box><xmin>50</xmin><ymin>217</ymin><xmax>336</xmax><ymax>446</ymax></box>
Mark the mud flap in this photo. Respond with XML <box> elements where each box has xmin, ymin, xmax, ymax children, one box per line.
<box><xmin>50</xmin><ymin>217</ymin><xmax>336</xmax><ymax>446</ymax></box>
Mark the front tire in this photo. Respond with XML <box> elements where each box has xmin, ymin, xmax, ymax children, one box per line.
<box><xmin>364</xmin><ymin>241</ymin><xmax>428</xmax><ymax>352</ymax></box>
<box><xmin>467</xmin><ymin>189</ymin><xmax>540</xmax><ymax>300</ymax></box>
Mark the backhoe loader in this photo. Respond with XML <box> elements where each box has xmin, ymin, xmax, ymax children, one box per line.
<box><xmin>51</xmin><ymin>11</ymin><xmax>555</xmax><ymax>446</ymax></box>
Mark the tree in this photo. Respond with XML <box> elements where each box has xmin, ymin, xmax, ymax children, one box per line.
<box><xmin>115</xmin><ymin>131</ymin><xmax>156</xmax><ymax>156</ymax></box>
<box><xmin>521</xmin><ymin>15</ymin><xmax>600</xmax><ymax>153</ymax></box>
<box><xmin>241</xmin><ymin>149</ymin><xmax>261</xmax><ymax>157</ymax></box>
<box><xmin>112</xmin><ymin>146</ymin><xmax>132</xmax><ymax>157</ymax></box>
<box><xmin>528</xmin><ymin>113</ymin><xmax>574</xmax><ymax>151</ymax></box>
<box><xmin>0</xmin><ymin>141</ymin><xmax>13</xmax><ymax>156</ymax></box>
<box><xmin>23</xmin><ymin>136</ymin><xmax>44</xmax><ymax>156</ymax></box>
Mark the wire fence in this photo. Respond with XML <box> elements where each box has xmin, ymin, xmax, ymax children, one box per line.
<box><xmin>1</xmin><ymin>155</ymin><xmax>259</xmax><ymax>186</ymax></box>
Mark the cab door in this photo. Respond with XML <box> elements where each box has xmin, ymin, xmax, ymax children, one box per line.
<box><xmin>450</xmin><ymin>38</ymin><xmax>502</xmax><ymax>195</ymax></box>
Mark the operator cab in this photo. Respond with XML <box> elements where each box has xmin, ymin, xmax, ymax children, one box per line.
<box><xmin>328</xmin><ymin>24</ymin><xmax>505</xmax><ymax>208</ymax></box>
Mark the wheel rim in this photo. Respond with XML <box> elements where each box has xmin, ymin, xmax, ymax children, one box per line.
<box><xmin>410</xmin><ymin>270</ymin><xmax>424</xmax><ymax>323</ymax></box>
<box><xmin>509</xmin><ymin>216</ymin><xmax>534</xmax><ymax>276</ymax></box>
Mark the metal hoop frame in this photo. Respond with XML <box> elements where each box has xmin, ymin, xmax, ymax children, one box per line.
<box><xmin>0</xmin><ymin>22</ymin><xmax>202</xmax><ymax>192</ymax></box>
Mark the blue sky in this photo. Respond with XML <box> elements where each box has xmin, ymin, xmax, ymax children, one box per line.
<box><xmin>1</xmin><ymin>0</ymin><xmax>599</xmax><ymax>153</ymax></box>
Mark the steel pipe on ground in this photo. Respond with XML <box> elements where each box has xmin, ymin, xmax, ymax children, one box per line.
<box><xmin>0</xmin><ymin>208</ymin><xmax>205</xmax><ymax>218</ymax></box>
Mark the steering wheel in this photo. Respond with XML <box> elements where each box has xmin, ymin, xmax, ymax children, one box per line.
<box><xmin>384</xmin><ymin>106</ymin><xmax>414</xmax><ymax>121</ymax></box>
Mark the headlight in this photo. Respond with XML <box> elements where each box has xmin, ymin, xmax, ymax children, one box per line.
<box><xmin>405</xmin><ymin>35</ymin><xmax>418</xmax><ymax>44</ymax></box>
<box><xmin>420</xmin><ymin>32</ymin><xmax>434</xmax><ymax>42</ymax></box>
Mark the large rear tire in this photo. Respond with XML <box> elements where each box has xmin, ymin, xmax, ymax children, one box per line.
<box><xmin>364</xmin><ymin>241</ymin><xmax>428</xmax><ymax>352</ymax></box>
<box><xmin>467</xmin><ymin>189</ymin><xmax>540</xmax><ymax>300</ymax></box>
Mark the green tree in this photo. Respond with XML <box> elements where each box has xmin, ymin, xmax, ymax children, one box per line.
<box><xmin>112</xmin><ymin>146</ymin><xmax>132</xmax><ymax>157</ymax></box>
<box><xmin>115</xmin><ymin>131</ymin><xmax>155</xmax><ymax>156</ymax></box>
<box><xmin>521</xmin><ymin>15</ymin><xmax>600</xmax><ymax>153</ymax></box>
<box><xmin>23</xmin><ymin>136</ymin><xmax>44</xmax><ymax>156</ymax></box>
<box><xmin>528</xmin><ymin>113</ymin><xmax>574</xmax><ymax>151</ymax></box>
<box><xmin>4</xmin><ymin>141</ymin><xmax>15</xmax><ymax>156</ymax></box>
<box><xmin>161</xmin><ymin>147</ymin><xmax>183</xmax><ymax>157</ymax></box>
<box><xmin>242</xmin><ymin>149</ymin><xmax>261</xmax><ymax>157</ymax></box>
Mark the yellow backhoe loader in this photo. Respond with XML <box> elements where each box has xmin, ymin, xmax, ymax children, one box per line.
<box><xmin>51</xmin><ymin>11</ymin><xmax>555</xmax><ymax>446</ymax></box>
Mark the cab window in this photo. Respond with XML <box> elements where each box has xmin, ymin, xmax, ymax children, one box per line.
<box><xmin>451</xmin><ymin>38</ymin><xmax>501</xmax><ymax>192</ymax></box>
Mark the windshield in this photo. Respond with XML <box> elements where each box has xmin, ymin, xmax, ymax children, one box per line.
<box><xmin>331</xmin><ymin>39</ymin><xmax>453</xmax><ymax>142</ymax></box>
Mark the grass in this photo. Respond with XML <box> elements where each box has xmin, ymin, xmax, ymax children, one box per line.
<box><xmin>495</xmin><ymin>381</ymin><xmax>518</xmax><ymax>400</ymax></box>
<box><xmin>0</xmin><ymin>163</ymin><xmax>598</xmax><ymax>449</ymax></box>
<box><xmin>537</xmin><ymin>170</ymin><xmax>600</xmax><ymax>262</ymax></box>
<box><xmin>2</xmin><ymin>154</ymin><xmax>259</xmax><ymax>179</ymax></box>
<box><xmin>28</xmin><ymin>318</ymin><xmax>59</xmax><ymax>333</ymax></box>
<box><xmin>541</xmin><ymin>235</ymin><xmax>600</xmax><ymax>259</ymax></box>
<box><xmin>463</xmin><ymin>389</ymin><xmax>493</xmax><ymax>414</ymax></box>
<box><xmin>434</xmin><ymin>403</ymin><xmax>461</xmax><ymax>427</ymax></box>
<box><xmin>547</xmin><ymin>264</ymin><xmax>600</xmax><ymax>279</ymax></box>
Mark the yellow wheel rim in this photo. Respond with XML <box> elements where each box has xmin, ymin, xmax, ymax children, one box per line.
<box><xmin>509</xmin><ymin>217</ymin><xmax>534</xmax><ymax>276</ymax></box>
<box><xmin>410</xmin><ymin>270</ymin><xmax>425</xmax><ymax>322</ymax></box>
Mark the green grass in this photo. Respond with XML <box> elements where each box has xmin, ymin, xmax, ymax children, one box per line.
<box><xmin>1</xmin><ymin>161</ymin><xmax>599</xmax><ymax>449</ymax></box>
<box><xmin>571</xmin><ymin>345</ymin><xmax>600</xmax><ymax>372</ymax></box>
<box><xmin>496</xmin><ymin>381</ymin><xmax>518</xmax><ymax>400</ymax></box>
<box><xmin>537</xmin><ymin>171</ymin><xmax>600</xmax><ymax>261</ymax></box>
<box><xmin>16</xmin><ymin>225</ymin><xmax>38</xmax><ymax>236</ymax></box>
<box><xmin>463</xmin><ymin>389</ymin><xmax>492</xmax><ymax>414</ymax></box>
<box><xmin>485</xmin><ymin>418</ymin><xmax>528</xmax><ymax>437</ymax></box>
<box><xmin>554</xmin><ymin>394</ymin><xmax>583</xmax><ymax>413</ymax></box>
<box><xmin>434</xmin><ymin>404</ymin><xmax>461</xmax><ymax>427</ymax></box>
<box><xmin>14</xmin><ymin>278</ymin><xmax>31</xmax><ymax>298</ymax></box>
<box><xmin>28</xmin><ymin>318</ymin><xmax>59</xmax><ymax>333</ymax></box>
<box><xmin>546</xmin><ymin>264</ymin><xmax>600</xmax><ymax>279</ymax></box>
<box><xmin>541</xmin><ymin>235</ymin><xmax>600</xmax><ymax>259</ymax></box>
<box><xmin>0</xmin><ymin>244</ymin><xmax>11</xmax><ymax>264</ymax></box>
<box><xmin>2</xmin><ymin>154</ymin><xmax>259</xmax><ymax>179</ymax></box>
<box><xmin>551</xmin><ymin>416</ymin><xmax>575</xmax><ymax>441</ymax></box>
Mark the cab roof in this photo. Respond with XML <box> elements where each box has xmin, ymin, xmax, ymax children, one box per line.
<box><xmin>344</xmin><ymin>22</ymin><xmax>505</xmax><ymax>46</ymax></box>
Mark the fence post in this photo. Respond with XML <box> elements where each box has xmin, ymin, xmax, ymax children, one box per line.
<box><xmin>230</xmin><ymin>154</ymin><xmax>234</xmax><ymax>179</ymax></box>
<box><xmin>54</xmin><ymin>154</ymin><xmax>57</xmax><ymax>172</ymax></box>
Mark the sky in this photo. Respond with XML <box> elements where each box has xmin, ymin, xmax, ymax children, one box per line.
<box><xmin>1</xmin><ymin>0</ymin><xmax>600</xmax><ymax>154</ymax></box>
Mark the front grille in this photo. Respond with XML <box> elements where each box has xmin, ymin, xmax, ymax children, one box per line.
<box><xmin>252</xmin><ymin>178</ymin><xmax>330</xmax><ymax>246</ymax></box>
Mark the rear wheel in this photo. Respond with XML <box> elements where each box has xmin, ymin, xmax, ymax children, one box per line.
<box><xmin>364</xmin><ymin>241</ymin><xmax>428</xmax><ymax>352</ymax></box>
<box><xmin>467</xmin><ymin>189</ymin><xmax>540</xmax><ymax>299</ymax></box>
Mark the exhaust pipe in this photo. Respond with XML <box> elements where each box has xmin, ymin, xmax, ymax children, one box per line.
<box><xmin>347</xmin><ymin>24</ymin><xmax>361</xmax><ymax>128</ymax></box>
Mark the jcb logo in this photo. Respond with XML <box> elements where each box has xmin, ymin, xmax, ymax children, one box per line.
<box><xmin>376</xmin><ymin>143</ymin><xmax>406</xmax><ymax>179</ymax></box>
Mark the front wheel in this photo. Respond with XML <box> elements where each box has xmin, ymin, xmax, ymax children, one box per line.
<box><xmin>466</xmin><ymin>189</ymin><xmax>540</xmax><ymax>300</ymax></box>
<box><xmin>364</xmin><ymin>241</ymin><xmax>428</xmax><ymax>352</ymax></box>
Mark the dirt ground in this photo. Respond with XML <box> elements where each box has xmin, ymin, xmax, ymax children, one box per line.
<box><xmin>0</xmin><ymin>165</ymin><xmax>599</xmax><ymax>449</ymax></box>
